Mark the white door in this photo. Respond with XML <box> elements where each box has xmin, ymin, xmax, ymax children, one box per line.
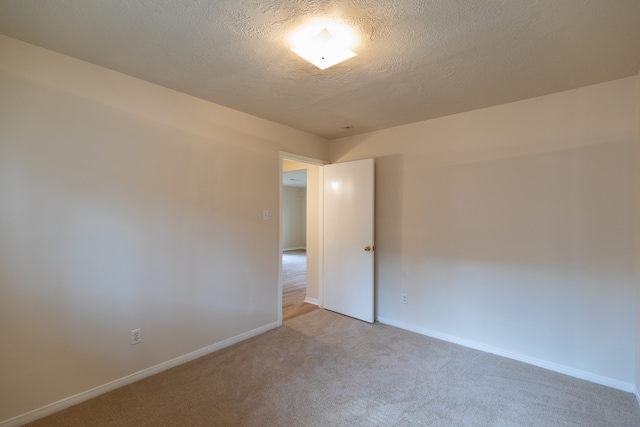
<box><xmin>323</xmin><ymin>158</ymin><xmax>375</xmax><ymax>323</ymax></box>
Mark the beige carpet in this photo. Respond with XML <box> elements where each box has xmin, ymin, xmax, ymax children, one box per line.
<box><xmin>28</xmin><ymin>309</ymin><xmax>640</xmax><ymax>426</ymax></box>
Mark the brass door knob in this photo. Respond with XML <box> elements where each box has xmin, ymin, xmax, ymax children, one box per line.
<box><xmin>364</xmin><ymin>245</ymin><xmax>372</xmax><ymax>252</ymax></box>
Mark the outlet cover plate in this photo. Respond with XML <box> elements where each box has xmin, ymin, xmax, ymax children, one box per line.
<box><xmin>131</xmin><ymin>328</ymin><xmax>141</xmax><ymax>345</ymax></box>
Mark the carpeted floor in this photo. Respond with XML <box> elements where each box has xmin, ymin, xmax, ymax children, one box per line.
<box><xmin>27</xmin><ymin>309</ymin><xmax>640</xmax><ymax>426</ymax></box>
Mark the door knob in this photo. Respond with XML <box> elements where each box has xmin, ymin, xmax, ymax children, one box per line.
<box><xmin>364</xmin><ymin>245</ymin><xmax>372</xmax><ymax>252</ymax></box>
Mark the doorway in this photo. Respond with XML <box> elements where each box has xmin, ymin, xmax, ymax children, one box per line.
<box><xmin>282</xmin><ymin>169</ymin><xmax>312</xmax><ymax>321</ymax></box>
<box><xmin>279</xmin><ymin>153</ymin><xmax>324</xmax><ymax>324</ymax></box>
<box><xmin>278</xmin><ymin>153</ymin><xmax>375</xmax><ymax>325</ymax></box>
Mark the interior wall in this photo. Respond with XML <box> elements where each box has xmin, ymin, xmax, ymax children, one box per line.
<box><xmin>0</xmin><ymin>35</ymin><xmax>328</xmax><ymax>422</ymax></box>
<box><xmin>330</xmin><ymin>77</ymin><xmax>638</xmax><ymax>387</ymax></box>
<box><xmin>282</xmin><ymin>160</ymin><xmax>321</xmax><ymax>301</ymax></box>
<box><xmin>282</xmin><ymin>185</ymin><xmax>306</xmax><ymax>250</ymax></box>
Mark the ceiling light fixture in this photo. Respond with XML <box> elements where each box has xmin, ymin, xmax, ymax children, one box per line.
<box><xmin>290</xmin><ymin>22</ymin><xmax>357</xmax><ymax>70</ymax></box>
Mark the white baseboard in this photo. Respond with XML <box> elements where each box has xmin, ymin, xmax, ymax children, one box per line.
<box><xmin>1</xmin><ymin>321</ymin><xmax>279</xmax><ymax>427</ymax></box>
<box><xmin>633</xmin><ymin>385</ymin><xmax>640</xmax><ymax>407</ymax></box>
<box><xmin>304</xmin><ymin>297</ymin><xmax>319</xmax><ymax>306</ymax></box>
<box><xmin>283</xmin><ymin>247</ymin><xmax>306</xmax><ymax>251</ymax></box>
<box><xmin>376</xmin><ymin>316</ymin><xmax>635</xmax><ymax>394</ymax></box>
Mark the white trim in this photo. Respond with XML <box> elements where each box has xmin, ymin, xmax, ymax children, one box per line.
<box><xmin>376</xmin><ymin>317</ymin><xmax>635</xmax><ymax>393</ymax></box>
<box><xmin>283</xmin><ymin>247</ymin><xmax>306</xmax><ymax>251</ymax></box>
<box><xmin>280</xmin><ymin>152</ymin><xmax>327</xmax><ymax>167</ymax></box>
<box><xmin>304</xmin><ymin>297</ymin><xmax>319</xmax><ymax>306</ymax></box>
<box><xmin>317</xmin><ymin>165</ymin><xmax>324</xmax><ymax>308</ymax></box>
<box><xmin>633</xmin><ymin>385</ymin><xmax>640</xmax><ymax>407</ymax></box>
<box><xmin>278</xmin><ymin>155</ymin><xmax>284</xmax><ymax>326</ymax></box>
<box><xmin>0</xmin><ymin>322</ymin><xmax>279</xmax><ymax>427</ymax></box>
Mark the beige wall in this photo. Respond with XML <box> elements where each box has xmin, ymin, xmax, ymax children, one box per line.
<box><xmin>0</xmin><ymin>35</ymin><xmax>328</xmax><ymax>422</ymax></box>
<box><xmin>330</xmin><ymin>77</ymin><xmax>638</xmax><ymax>387</ymax></box>
<box><xmin>282</xmin><ymin>185</ymin><xmax>306</xmax><ymax>250</ymax></box>
<box><xmin>282</xmin><ymin>160</ymin><xmax>321</xmax><ymax>302</ymax></box>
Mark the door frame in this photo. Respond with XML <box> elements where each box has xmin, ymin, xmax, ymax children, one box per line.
<box><xmin>278</xmin><ymin>151</ymin><xmax>326</xmax><ymax>326</ymax></box>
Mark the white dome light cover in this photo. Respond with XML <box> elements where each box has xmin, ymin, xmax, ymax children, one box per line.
<box><xmin>290</xmin><ymin>23</ymin><xmax>357</xmax><ymax>70</ymax></box>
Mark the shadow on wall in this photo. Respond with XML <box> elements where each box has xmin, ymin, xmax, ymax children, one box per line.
<box><xmin>374</xmin><ymin>154</ymin><xmax>404</xmax><ymax>319</ymax></box>
<box><xmin>373</xmin><ymin>141</ymin><xmax>635</xmax><ymax>380</ymax></box>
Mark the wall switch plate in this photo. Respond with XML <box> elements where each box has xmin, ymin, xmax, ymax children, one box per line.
<box><xmin>131</xmin><ymin>328</ymin><xmax>141</xmax><ymax>345</ymax></box>
<box><xmin>262</xmin><ymin>210</ymin><xmax>269</xmax><ymax>221</ymax></box>
<box><xmin>402</xmin><ymin>293</ymin><xmax>408</xmax><ymax>304</ymax></box>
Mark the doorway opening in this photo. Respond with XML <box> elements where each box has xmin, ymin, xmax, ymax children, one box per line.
<box><xmin>279</xmin><ymin>154</ymin><xmax>324</xmax><ymax>324</ymax></box>
<box><xmin>278</xmin><ymin>153</ymin><xmax>375</xmax><ymax>325</ymax></box>
<box><xmin>282</xmin><ymin>169</ymin><xmax>314</xmax><ymax>321</ymax></box>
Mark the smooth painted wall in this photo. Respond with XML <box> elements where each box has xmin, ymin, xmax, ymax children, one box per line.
<box><xmin>0</xmin><ymin>35</ymin><xmax>328</xmax><ymax>422</ymax></box>
<box><xmin>330</xmin><ymin>77</ymin><xmax>638</xmax><ymax>386</ymax></box>
<box><xmin>282</xmin><ymin>186</ymin><xmax>306</xmax><ymax>250</ymax></box>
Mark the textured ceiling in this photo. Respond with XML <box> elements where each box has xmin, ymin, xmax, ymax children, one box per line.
<box><xmin>1</xmin><ymin>0</ymin><xmax>639</xmax><ymax>139</ymax></box>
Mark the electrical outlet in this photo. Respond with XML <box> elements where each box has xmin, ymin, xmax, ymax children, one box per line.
<box><xmin>131</xmin><ymin>328</ymin><xmax>141</xmax><ymax>345</ymax></box>
<box><xmin>402</xmin><ymin>293</ymin><xmax>408</xmax><ymax>304</ymax></box>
